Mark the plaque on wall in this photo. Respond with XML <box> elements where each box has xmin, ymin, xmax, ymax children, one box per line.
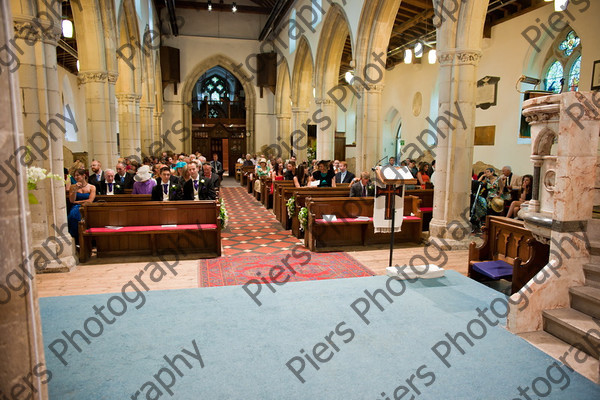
<box><xmin>476</xmin><ymin>76</ymin><xmax>500</xmax><ymax>109</ymax></box>
<box><xmin>474</xmin><ymin>126</ymin><xmax>495</xmax><ymax>146</ymax></box>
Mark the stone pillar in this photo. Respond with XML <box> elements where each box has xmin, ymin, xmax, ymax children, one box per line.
<box><xmin>116</xmin><ymin>93</ymin><xmax>141</xmax><ymax>160</ymax></box>
<box><xmin>12</xmin><ymin>11</ymin><xmax>77</xmax><ymax>272</ymax></box>
<box><xmin>152</xmin><ymin>110</ymin><xmax>163</xmax><ymax>155</ymax></box>
<box><xmin>428</xmin><ymin>50</ymin><xmax>481</xmax><ymax>249</ymax></box>
<box><xmin>1</xmin><ymin>1</ymin><xmax>49</xmax><ymax>397</ymax></box>
<box><xmin>139</xmin><ymin>102</ymin><xmax>154</xmax><ymax>157</ymax></box>
<box><xmin>314</xmin><ymin>98</ymin><xmax>336</xmax><ymax>160</ymax></box>
<box><xmin>276</xmin><ymin>114</ymin><xmax>291</xmax><ymax>159</ymax></box>
<box><xmin>507</xmin><ymin>91</ymin><xmax>600</xmax><ymax>333</ymax></box>
<box><xmin>530</xmin><ymin>156</ymin><xmax>543</xmax><ymax>213</ymax></box>
<box><xmin>291</xmin><ymin>108</ymin><xmax>309</xmax><ymax>162</ymax></box>
<box><xmin>78</xmin><ymin>71</ymin><xmax>119</xmax><ymax>167</ymax></box>
<box><xmin>355</xmin><ymin>84</ymin><xmax>383</xmax><ymax>173</ymax></box>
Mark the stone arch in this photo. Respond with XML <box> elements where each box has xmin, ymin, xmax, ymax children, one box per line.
<box><xmin>533</xmin><ymin>127</ymin><xmax>557</xmax><ymax>157</ymax></box>
<box><xmin>313</xmin><ymin>3</ymin><xmax>353</xmax><ymax>159</ymax></box>
<box><xmin>116</xmin><ymin>0</ymin><xmax>143</xmax><ymax>159</ymax></box>
<box><xmin>290</xmin><ymin>36</ymin><xmax>314</xmax><ymax>161</ymax></box>
<box><xmin>180</xmin><ymin>54</ymin><xmax>256</xmax><ymax>153</ymax></box>
<box><xmin>353</xmin><ymin>0</ymin><xmax>401</xmax><ymax>171</ymax></box>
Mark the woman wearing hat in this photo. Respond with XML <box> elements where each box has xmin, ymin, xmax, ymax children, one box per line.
<box><xmin>478</xmin><ymin>167</ymin><xmax>503</xmax><ymax>215</ymax></box>
<box><xmin>310</xmin><ymin>160</ymin><xmax>337</xmax><ymax>187</ymax></box>
<box><xmin>254</xmin><ymin>158</ymin><xmax>270</xmax><ymax>193</ymax></box>
<box><xmin>132</xmin><ymin>165</ymin><xmax>157</xmax><ymax>194</ymax></box>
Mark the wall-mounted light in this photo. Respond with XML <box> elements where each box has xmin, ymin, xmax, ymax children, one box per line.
<box><xmin>428</xmin><ymin>49</ymin><xmax>436</xmax><ymax>64</ymax></box>
<box><xmin>62</xmin><ymin>19</ymin><xmax>73</xmax><ymax>38</ymax></box>
<box><xmin>312</xmin><ymin>87</ymin><xmax>316</xmax><ymax>98</ymax></box>
<box><xmin>345</xmin><ymin>71</ymin><xmax>354</xmax><ymax>85</ymax></box>
<box><xmin>404</xmin><ymin>49</ymin><xmax>412</xmax><ymax>64</ymax></box>
<box><xmin>208</xmin><ymin>0</ymin><xmax>212</xmax><ymax>11</ymax></box>
<box><xmin>76</xmin><ymin>60</ymin><xmax>80</xmax><ymax>71</ymax></box>
<box><xmin>555</xmin><ymin>0</ymin><xmax>568</xmax><ymax>11</ymax></box>
<box><xmin>232</xmin><ymin>2</ymin><xmax>237</xmax><ymax>12</ymax></box>
<box><xmin>515</xmin><ymin>75</ymin><xmax>541</xmax><ymax>93</ymax></box>
<box><xmin>414</xmin><ymin>42</ymin><xmax>423</xmax><ymax>58</ymax></box>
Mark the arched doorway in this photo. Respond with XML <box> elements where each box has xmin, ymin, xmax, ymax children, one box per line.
<box><xmin>190</xmin><ymin>66</ymin><xmax>246</xmax><ymax>176</ymax></box>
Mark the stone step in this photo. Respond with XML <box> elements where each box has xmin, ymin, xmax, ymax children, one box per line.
<box><xmin>584</xmin><ymin>263</ymin><xmax>600</xmax><ymax>288</ymax></box>
<box><xmin>570</xmin><ymin>286</ymin><xmax>600</xmax><ymax>320</ymax></box>
<box><xmin>543</xmin><ymin>308</ymin><xmax>600</xmax><ymax>359</ymax></box>
<box><xmin>519</xmin><ymin>331</ymin><xmax>600</xmax><ymax>384</ymax></box>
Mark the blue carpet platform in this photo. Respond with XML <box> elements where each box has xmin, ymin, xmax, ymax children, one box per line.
<box><xmin>40</xmin><ymin>271</ymin><xmax>600</xmax><ymax>399</ymax></box>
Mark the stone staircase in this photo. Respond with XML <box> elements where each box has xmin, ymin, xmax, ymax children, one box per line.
<box><xmin>521</xmin><ymin>242</ymin><xmax>600</xmax><ymax>383</ymax></box>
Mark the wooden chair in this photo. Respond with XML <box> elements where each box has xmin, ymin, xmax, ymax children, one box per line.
<box><xmin>468</xmin><ymin>215</ymin><xmax>549</xmax><ymax>294</ymax></box>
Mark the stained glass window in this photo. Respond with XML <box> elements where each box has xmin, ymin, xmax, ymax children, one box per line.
<box><xmin>201</xmin><ymin>75</ymin><xmax>228</xmax><ymax>101</ymax></box>
<box><xmin>558</xmin><ymin>31</ymin><xmax>580</xmax><ymax>57</ymax></box>
<box><xmin>544</xmin><ymin>61</ymin><xmax>564</xmax><ymax>94</ymax></box>
<box><xmin>568</xmin><ymin>55</ymin><xmax>581</xmax><ymax>91</ymax></box>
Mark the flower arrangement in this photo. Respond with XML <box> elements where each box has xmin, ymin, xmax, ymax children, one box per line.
<box><xmin>27</xmin><ymin>166</ymin><xmax>64</xmax><ymax>204</ymax></box>
<box><xmin>307</xmin><ymin>143</ymin><xmax>317</xmax><ymax>163</ymax></box>
<box><xmin>286</xmin><ymin>196</ymin><xmax>296</xmax><ymax>218</ymax></box>
<box><xmin>298</xmin><ymin>207</ymin><xmax>308</xmax><ymax>231</ymax></box>
<box><xmin>219</xmin><ymin>198</ymin><xmax>229</xmax><ymax>230</ymax></box>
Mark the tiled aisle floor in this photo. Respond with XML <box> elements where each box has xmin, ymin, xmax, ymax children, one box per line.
<box><xmin>220</xmin><ymin>186</ymin><xmax>305</xmax><ymax>256</ymax></box>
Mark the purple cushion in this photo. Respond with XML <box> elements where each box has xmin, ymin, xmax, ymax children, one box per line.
<box><xmin>472</xmin><ymin>260</ymin><xmax>513</xmax><ymax>280</ymax></box>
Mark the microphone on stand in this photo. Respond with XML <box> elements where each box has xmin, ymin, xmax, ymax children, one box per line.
<box><xmin>371</xmin><ymin>156</ymin><xmax>388</xmax><ymax>171</ymax></box>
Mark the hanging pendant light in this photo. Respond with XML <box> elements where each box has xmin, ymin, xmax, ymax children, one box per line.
<box><xmin>232</xmin><ymin>2</ymin><xmax>237</xmax><ymax>12</ymax></box>
<box><xmin>555</xmin><ymin>0</ymin><xmax>568</xmax><ymax>11</ymax></box>
<box><xmin>404</xmin><ymin>49</ymin><xmax>413</xmax><ymax>64</ymax></box>
<box><xmin>62</xmin><ymin>19</ymin><xmax>73</xmax><ymax>38</ymax></box>
<box><xmin>428</xmin><ymin>49</ymin><xmax>437</xmax><ymax>64</ymax></box>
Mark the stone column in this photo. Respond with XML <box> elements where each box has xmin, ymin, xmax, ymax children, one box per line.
<box><xmin>428</xmin><ymin>50</ymin><xmax>481</xmax><ymax>249</ymax></box>
<box><xmin>139</xmin><ymin>102</ymin><xmax>155</xmax><ymax>157</ymax></box>
<box><xmin>1</xmin><ymin>1</ymin><xmax>49</xmax><ymax>397</ymax></box>
<box><xmin>314</xmin><ymin>98</ymin><xmax>336</xmax><ymax>160</ymax></box>
<box><xmin>354</xmin><ymin>84</ymin><xmax>383</xmax><ymax>173</ymax></box>
<box><xmin>12</xmin><ymin>12</ymin><xmax>77</xmax><ymax>272</ymax></box>
<box><xmin>152</xmin><ymin>110</ymin><xmax>163</xmax><ymax>155</ymax></box>
<box><xmin>276</xmin><ymin>114</ymin><xmax>291</xmax><ymax>159</ymax></box>
<box><xmin>291</xmin><ymin>108</ymin><xmax>309</xmax><ymax>162</ymax></box>
<box><xmin>530</xmin><ymin>156</ymin><xmax>544</xmax><ymax>213</ymax></box>
<box><xmin>116</xmin><ymin>93</ymin><xmax>141</xmax><ymax>160</ymax></box>
<box><xmin>78</xmin><ymin>71</ymin><xmax>119</xmax><ymax>167</ymax></box>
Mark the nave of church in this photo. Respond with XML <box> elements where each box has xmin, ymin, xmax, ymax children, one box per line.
<box><xmin>2</xmin><ymin>0</ymin><xmax>600</xmax><ymax>398</ymax></box>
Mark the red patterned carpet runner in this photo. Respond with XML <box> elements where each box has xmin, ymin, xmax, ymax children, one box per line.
<box><xmin>200</xmin><ymin>185</ymin><xmax>374</xmax><ymax>287</ymax></box>
<box><xmin>199</xmin><ymin>252</ymin><xmax>374</xmax><ymax>287</ymax></box>
<box><xmin>220</xmin><ymin>186</ymin><xmax>305</xmax><ymax>256</ymax></box>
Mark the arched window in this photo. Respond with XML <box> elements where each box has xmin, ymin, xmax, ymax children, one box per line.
<box><xmin>289</xmin><ymin>9</ymin><xmax>297</xmax><ymax>54</ymax></box>
<box><xmin>201</xmin><ymin>75</ymin><xmax>229</xmax><ymax>101</ymax></box>
<box><xmin>394</xmin><ymin>123</ymin><xmax>402</xmax><ymax>162</ymax></box>
<box><xmin>543</xmin><ymin>29</ymin><xmax>581</xmax><ymax>93</ymax></box>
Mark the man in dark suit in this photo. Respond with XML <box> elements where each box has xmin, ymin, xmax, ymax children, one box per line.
<box><xmin>211</xmin><ymin>154</ymin><xmax>224</xmax><ymax>182</ymax></box>
<box><xmin>335</xmin><ymin>161</ymin><xmax>355</xmax><ymax>184</ymax></box>
<box><xmin>115</xmin><ymin>162</ymin><xmax>134</xmax><ymax>189</ymax></box>
<box><xmin>98</xmin><ymin>169</ymin><xmax>124</xmax><ymax>195</ymax></box>
<box><xmin>350</xmin><ymin>172</ymin><xmax>374</xmax><ymax>197</ymax></box>
<box><xmin>202</xmin><ymin>162</ymin><xmax>220</xmax><ymax>190</ymax></box>
<box><xmin>152</xmin><ymin>166</ymin><xmax>183</xmax><ymax>201</ymax></box>
<box><xmin>88</xmin><ymin>160</ymin><xmax>104</xmax><ymax>190</ymax></box>
<box><xmin>183</xmin><ymin>162</ymin><xmax>215</xmax><ymax>200</ymax></box>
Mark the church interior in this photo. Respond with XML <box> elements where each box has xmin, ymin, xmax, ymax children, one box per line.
<box><xmin>2</xmin><ymin>0</ymin><xmax>600</xmax><ymax>398</ymax></box>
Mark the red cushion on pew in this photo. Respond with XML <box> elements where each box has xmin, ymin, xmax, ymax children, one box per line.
<box><xmin>402</xmin><ymin>216</ymin><xmax>421</xmax><ymax>221</ymax></box>
<box><xmin>86</xmin><ymin>224</ymin><xmax>217</xmax><ymax>233</ymax></box>
<box><xmin>315</xmin><ymin>217</ymin><xmax>373</xmax><ymax>224</ymax></box>
<box><xmin>420</xmin><ymin>207</ymin><xmax>433</xmax><ymax>212</ymax></box>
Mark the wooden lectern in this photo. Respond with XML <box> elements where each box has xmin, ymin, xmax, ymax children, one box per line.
<box><xmin>375</xmin><ymin>167</ymin><xmax>418</xmax><ymax>266</ymax></box>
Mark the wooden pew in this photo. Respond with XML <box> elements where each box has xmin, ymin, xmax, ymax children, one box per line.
<box><xmin>273</xmin><ymin>180</ymin><xmax>295</xmax><ymax>216</ymax></box>
<box><xmin>234</xmin><ymin>163</ymin><xmax>243</xmax><ymax>181</ymax></box>
<box><xmin>406</xmin><ymin>188</ymin><xmax>434</xmax><ymax>231</ymax></box>
<box><xmin>95</xmin><ymin>194</ymin><xmax>152</xmax><ymax>202</ymax></box>
<box><xmin>468</xmin><ymin>215</ymin><xmax>549</xmax><ymax>294</ymax></box>
<box><xmin>291</xmin><ymin>187</ymin><xmax>352</xmax><ymax>238</ymax></box>
<box><xmin>304</xmin><ymin>196</ymin><xmax>422</xmax><ymax>252</ymax></box>
<box><xmin>78</xmin><ymin>200</ymin><xmax>221</xmax><ymax>262</ymax></box>
<box><xmin>277</xmin><ymin>185</ymin><xmax>351</xmax><ymax>230</ymax></box>
<box><xmin>241</xmin><ymin>166</ymin><xmax>254</xmax><ymax>187</ymax></box>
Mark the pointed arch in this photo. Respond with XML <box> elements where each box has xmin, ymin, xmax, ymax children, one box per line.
<box><xmin>181</xmin><ymin>54</ymin><xmax>256</xmax><ymax>152</ymax></box>
<box><xmin>276</xmin><ymin>58</ymin><xmax>292</xmax><ymax>116</ymax></box>
<box><xmin>291</xmin><ymin>36</ymin><xmax>314</xmax><ymax>109</ymax></box>
<box><xmin>314</xmin><ymin>3</ymin><xmax>353</xmax><ymax>99</ymax></box>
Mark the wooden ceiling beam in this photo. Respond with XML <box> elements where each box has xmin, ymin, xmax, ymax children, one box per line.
<box><xmin>174</xmin><ymin>1</ymin><xmax>271</xmax><ymax>14</ymax></box>
<box><xmin>390</xmin><ymin>8</ymin><xmax>434</xmax><ymax>39</ymax></box>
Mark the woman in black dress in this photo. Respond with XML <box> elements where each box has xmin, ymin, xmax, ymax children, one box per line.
<box><xmin>310</xmin><ymin>160</ymin><xmax>336</xmax><ymax>187</ymax></box>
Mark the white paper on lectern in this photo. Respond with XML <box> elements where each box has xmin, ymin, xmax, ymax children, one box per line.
<box><xmin>380</xmin><ymin>165</ymin><xmax>414</xmax><ymax>180</ymax></box>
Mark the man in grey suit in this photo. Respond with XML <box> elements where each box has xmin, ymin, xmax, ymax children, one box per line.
<box><xmin>349</xmin><ymin>172</ymin><xmax>374</xmax><ymax>197</ymax></box>
<box><xmin>335</xmin><ymin>161</ymin><xmax>355</xmax><ymax>184</ymax></box>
